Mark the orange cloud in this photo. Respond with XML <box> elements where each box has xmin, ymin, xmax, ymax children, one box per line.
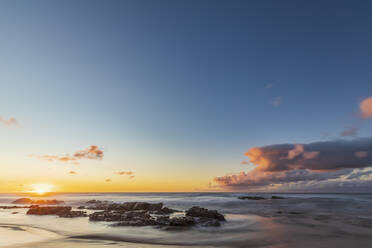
<box><xmin>114</xmin><ymin>171</ymin><xmax>134</xmax><ymax>175</ymax></box>
<box><xmin>68</xmin><ymin>171</ymin><xmax>77</xmax><ymax>174</ymax></box>
<box><xmin>105</xmin><ymin>178</ymin><xmax>111</xmax><ymax>182</ymax></box>
<box><xmin>0</xmin><ymin>117</ymin><xmax>18</xmax><ymax>127</ymax></box>
<box><xmin>74</xmin><ymin>145</ymin><xmax>104</xmax><ymax>160</ymax></box>
<box><xmin>214</xmin><ymin>138</ymin><xmax>372</xmax><ymax>190</ymax></box>
<box><xmin>360</xmin><ymin>96</ymin><xmax>372</xmax><ymax>119</ymax></box>
<box><xmin>30</xmin><ymin>145</ymin><xmax>104</xmax><ymax>164</ymax></box>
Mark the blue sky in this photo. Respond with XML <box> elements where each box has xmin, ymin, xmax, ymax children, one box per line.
<box><xmin>1</xmin><ymin>0</ymin><xmax>372</xmax><ymax>192</ymax></box>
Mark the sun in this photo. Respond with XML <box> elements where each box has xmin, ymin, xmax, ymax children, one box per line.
<box><xmin>30</xmin><ymin>183</ymin><xmax>55</xmax><ymax>195</ymax></box>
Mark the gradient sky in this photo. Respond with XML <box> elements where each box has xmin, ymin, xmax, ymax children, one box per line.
<box><xmin>1</xmin><ymin>0</ymin><xmax>372</xmax><ymax>192</ymax></box>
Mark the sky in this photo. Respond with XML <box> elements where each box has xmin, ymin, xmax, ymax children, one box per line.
<box><xmin>1</xmin><ymin>0</ymin><xmax>372</xmax><ymax>193</ymax></box>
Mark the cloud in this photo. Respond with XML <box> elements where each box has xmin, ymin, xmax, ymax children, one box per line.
<box><xmin>355</xmin><ymin>151</ymin><xmax>369</xmax><ymax>159</ymax></box>
<box><xmin>68</xmin><ymin>171</ymin><xmax>77</xmax><ymax>174</ymax></box>
<box><xmin>265</xmin><ymin>83</ymin><xmax>273</xmax><ymax>89</ymax></box>
<box><xmin>271</xmin><ymin>97</ymin><xmax>282</xmax><ymax>107</ymax></box>
<box><xmin>130</xmin><ymin>175</ymin><xmax>135</xmax><ymax>179</ymax></box>
<box><xmin>340</xmin><ymin>127</ymin><xmax>358</xmax><ymax>137</ymax></box>
<box><xmin>214</xmin><ymin>138</ymin><xmax>372</xmax><ymax>191</ymax></box>
<box><xmin>74</xmin><ymin>145</ymin><xmax>104</xmax><ymax>160</ymax></box>
<box><xmin>0</xmin><ymin>117</ymin><xmax>19</xmax><ymax>127</ymax></box>
<box><xmin>360</xmin><ymin>96</ymin><xmax>372</xmax><ymax>119</ymax></box>
<box><xmin>105</xmin><ymin>178</ymin><xmax>111</xmax><ymax>182</ymax></box>
<box><xmin>114</xmin><ymin>171</ymin><xmax>134</xmax><ymax>176</ymax></box>
<box><xmin>30</xmin><ymin>145</ymin><xmax>104</xmax><ymax>164</ymax></box>
<box><xmin>240</xmin><ymin>161</ymin><xmax>249</xmax><ymax>165</ymax></box>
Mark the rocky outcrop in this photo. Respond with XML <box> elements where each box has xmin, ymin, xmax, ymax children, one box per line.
<box><xmin>26</xmin><ymin>206</ymin><xmax>87</xmax><ymax>217</ymax></box>
<box><xmin>238</xmin><ymin>196</ymin><xmax>265</xmax><ymax>200</ymax></box>
<box><xmin>88</xmin><ymin>203</ymin><xmax>225</xmax><ymax>228</ymax></box>
<box><xmin>186</xmin><ymin>206</ymin><xmax>225</xmax><ymax>221</ymax></box>
<box><xmin>12</xmin><ymin>198</ymin><xmax>64</xmax><ymax>205</ymax></box>
<box><xmin>23</xmin><ymin>200</ymin><xmax>226</xmax><ymax>228</ymax></box>
<box><xmin>84</xmin><ymin>201</ymin><xmax>170</xmax><ymax>213</ymax></box>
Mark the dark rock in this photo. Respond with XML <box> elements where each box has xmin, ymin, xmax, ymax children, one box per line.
<box><xmin>27</xmin><ymin>206</ymin><xmax>72</xmax><ymax>215</ymax></box>
<box><xmin>0</xmin><ymin>205</ymin><xmax>31</xmax><ymax>209</ymax></box>
<box><xmin>58</xmin><ymin>210</ymin><xmax>87</xmax><ymax>218</ymax></box>
<box><xmin>86</xmin><ymin>200</ymin><xmax>102</xmax><ymax>204</ymax></box>
<box><xmin>26</xmin><ymin>206</ymin><xmax>87</xmax><ymax>218</ymax></box>
<box><xmin>11</xmin><ymin>212</ymin><xmax>18</xmax><ymax>214</ymax></box>
<box><xmin>238</xmin><ymin>196</ymin><xmax>265</xmax><ymax>200</ymax></box>
<box><xmin>186</xmin><ymin>206</ymin><xmax>225</xmax><ymax>221</ymax></box>
<box><xmin>154</xmin><ymin>207</ymin><xmax>179</xmax><ymax>215</ymax></box>
<box><xmin>289</xmin><ymin>211</ymin><xmax>303</xmax><ymax>215</ymax></box>
<box><xmin>271</xmin><ymin>196</ymin><xmax>285</xmax><ymax>199</ymax></box>
<box><xmin>12</xmin><ymin>198</ymin><xmax>64</xmax><ymax>205</ymax></box>
<box><xmin>169</xmin><ymin>216</ymin><xmax>195</xmax><ymax>226</ymax></box>
<box><xmin>86</xmin><ymin>202</ymin><xmax>164</xmax><ymax>212</ymax></box>
<box><xmin>77</xmin><ymin>206</ymin><xmax>85</xmax><ymax>209</ymax></box>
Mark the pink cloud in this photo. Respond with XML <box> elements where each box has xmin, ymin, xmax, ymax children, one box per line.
<box><xmin>271</xmin><ymin>96</ymin><xmax>282</xmax><ymax>107</ymax></box>
<box><xmin>355</xmin><ymin>151</ymin><xmax>369</xmax><ymax>159</ymax></box>
<box><xmin>30</xmin><ymin>145</ymin><xmax>104</xmax><ymax>164</ymax></box>
<box><xmin>0</xmin><ymin>117</ymin><xmax>19</xmax><ymax>127</ymax></box>
<box><xmin>340</xmin><ymin>127</ymin><xmax>358</xmax><ymax>137</ymax></box>
<box><xmin>360</xmin><ymin>96</ymin><xmax>372</xmax><ymax>119</ymax></box>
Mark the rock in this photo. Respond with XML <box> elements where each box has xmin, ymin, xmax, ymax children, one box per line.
<box><xmin>12</xmin><ymin>198</ymin><xmax>33</xmax><ymax>204</ymax></box>
<box><xmin>58</xmin><ymin>210</ymin><xmax>87</xmax><ymax>218</ymax></box>
<box><xmin>169</xmin><ymin>216</ymin><xmax>195</xmax><ymax>226</ymax></box>
<box><xmin>186</xmin><ymin>206</ymin><xmax>225</xmax><ymax>221</ymax></box>
<box><xmin>86</xmin><ymin>202</ymin><xmax>164</xmax><ymax>212</ymax></box>
<box><xmin>238</xmin><ymin>196</ymin><xmax>265</xmax><ymax>200</ymax></box>
<box><xmin>86</xmin><ymin>200</ymin><xmax>102</xmax><ymax>204</ymax></box>
<box><xmin>289</xmin><ymin>211</ymin><xmax>303</xmax><ymax>215</ymax></box>
<box><xmin>77</xmin><ymin>206</ymin><xmax>85</xmax><ymax>209</ymax></box>
<box><xmin>154</xmin><ymin>207</ymin><xmax>179</xmax><ymax>215</ymax></box>
<box><xmin>26</xmin><ymin>206</ymin><xmax>87</xmax><ymax>218</ymax></box>
<box><xmin>0</xmin><ymin>205</ymin><xmax>31</xmax><ymax>209</ymax></box>
<box><xmin>12</xmin><ymin>198</ymin><xmax>64</xmax><ymax>205</ymax></box>
<box><xmin>11</xmin><ymin>212</ymin><xmax>18</xmax><ymax>214</ymax></box>
<box><xmin>271</xmin><ymin>196</ymin><xmax>285</xmax><ymax>199</ymax></box>
<box><xmin>27</xmin><ymin>206</ymin><xmax>72</xmax><ymax>215</ymax></box>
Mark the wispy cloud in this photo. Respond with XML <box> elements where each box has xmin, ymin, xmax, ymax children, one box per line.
<box><xmin>68</xmin><ymin>171</ymin><xmax>77</xmax><ymax>175</ymax></box>
<box><xmin>360</xmin><ymin>96</ymin><xmax>372</xmax><ymax>119</ymax></box>
<box><xmin>30</xmin><ymin>145</ymin><xmax>104</xmax><ymax>165</ymax></box>
<box><xmin>105</xmin><ymin>178</ymin><xmax>111</xmax><ymax>182</ymax></box>
<box><xmin>0</xmin><ymin>117</ymin><xmax>19</xmax><ymax>127</ymax></box>
<box><xmin>271</xmin><ymin>96</ymin><xmax>282</xmax><ymax>107</ymax></box>
<box><xmin>114</xmin><ymin>171</ymin><xmax>134</xmax><ymax>176</ymax></box>
<box><xmin>340</xmin><ymin>126</ymin><xmax>358</xmax><ymax>137</ymax></box>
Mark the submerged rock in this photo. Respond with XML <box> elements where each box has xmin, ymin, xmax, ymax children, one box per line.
<box><xmin>12</xmin><ymin>198</ymin><xmax>64</xmax><ymax>205</ymax></box>
<box><xmin>169</xmin><ymin>216</ymin><xmax>195</xmax><ymax>226</ymax></box>
<box><xmin>186</xmin><ymin>206</ymin><xmax>225</xmax><ymax>221</ymax></box>
<box><xmin>271</xmin><ymin>196</ymin><xmax>285</xmax><ymax>199</ymax></box>
<box><xmin>238</xmin><ymin>196</ymin><xmax>265</xmax><ymax>200</ymax></box>
<box><xmin>0</xmin><ymin>205</ymin><xmax>31</xmax><ymax>209</ymax></box>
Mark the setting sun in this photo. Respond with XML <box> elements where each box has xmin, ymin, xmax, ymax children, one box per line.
<box><xmin>30</xmin><ymin>183</ymin><xmax>55</xmax><ymax>195</ymax></box>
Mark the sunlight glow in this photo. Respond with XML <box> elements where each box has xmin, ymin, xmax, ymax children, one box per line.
<box><xmin>30</xmin><ymin>183</ymin><xmax>55</xmax><ymax>195</ymax></box>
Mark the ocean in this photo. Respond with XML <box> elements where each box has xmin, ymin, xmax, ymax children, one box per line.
<box><xmin>1</xmin><ymin>193</ymin><xmax>372</xmax><ymax>248</ymax></box>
